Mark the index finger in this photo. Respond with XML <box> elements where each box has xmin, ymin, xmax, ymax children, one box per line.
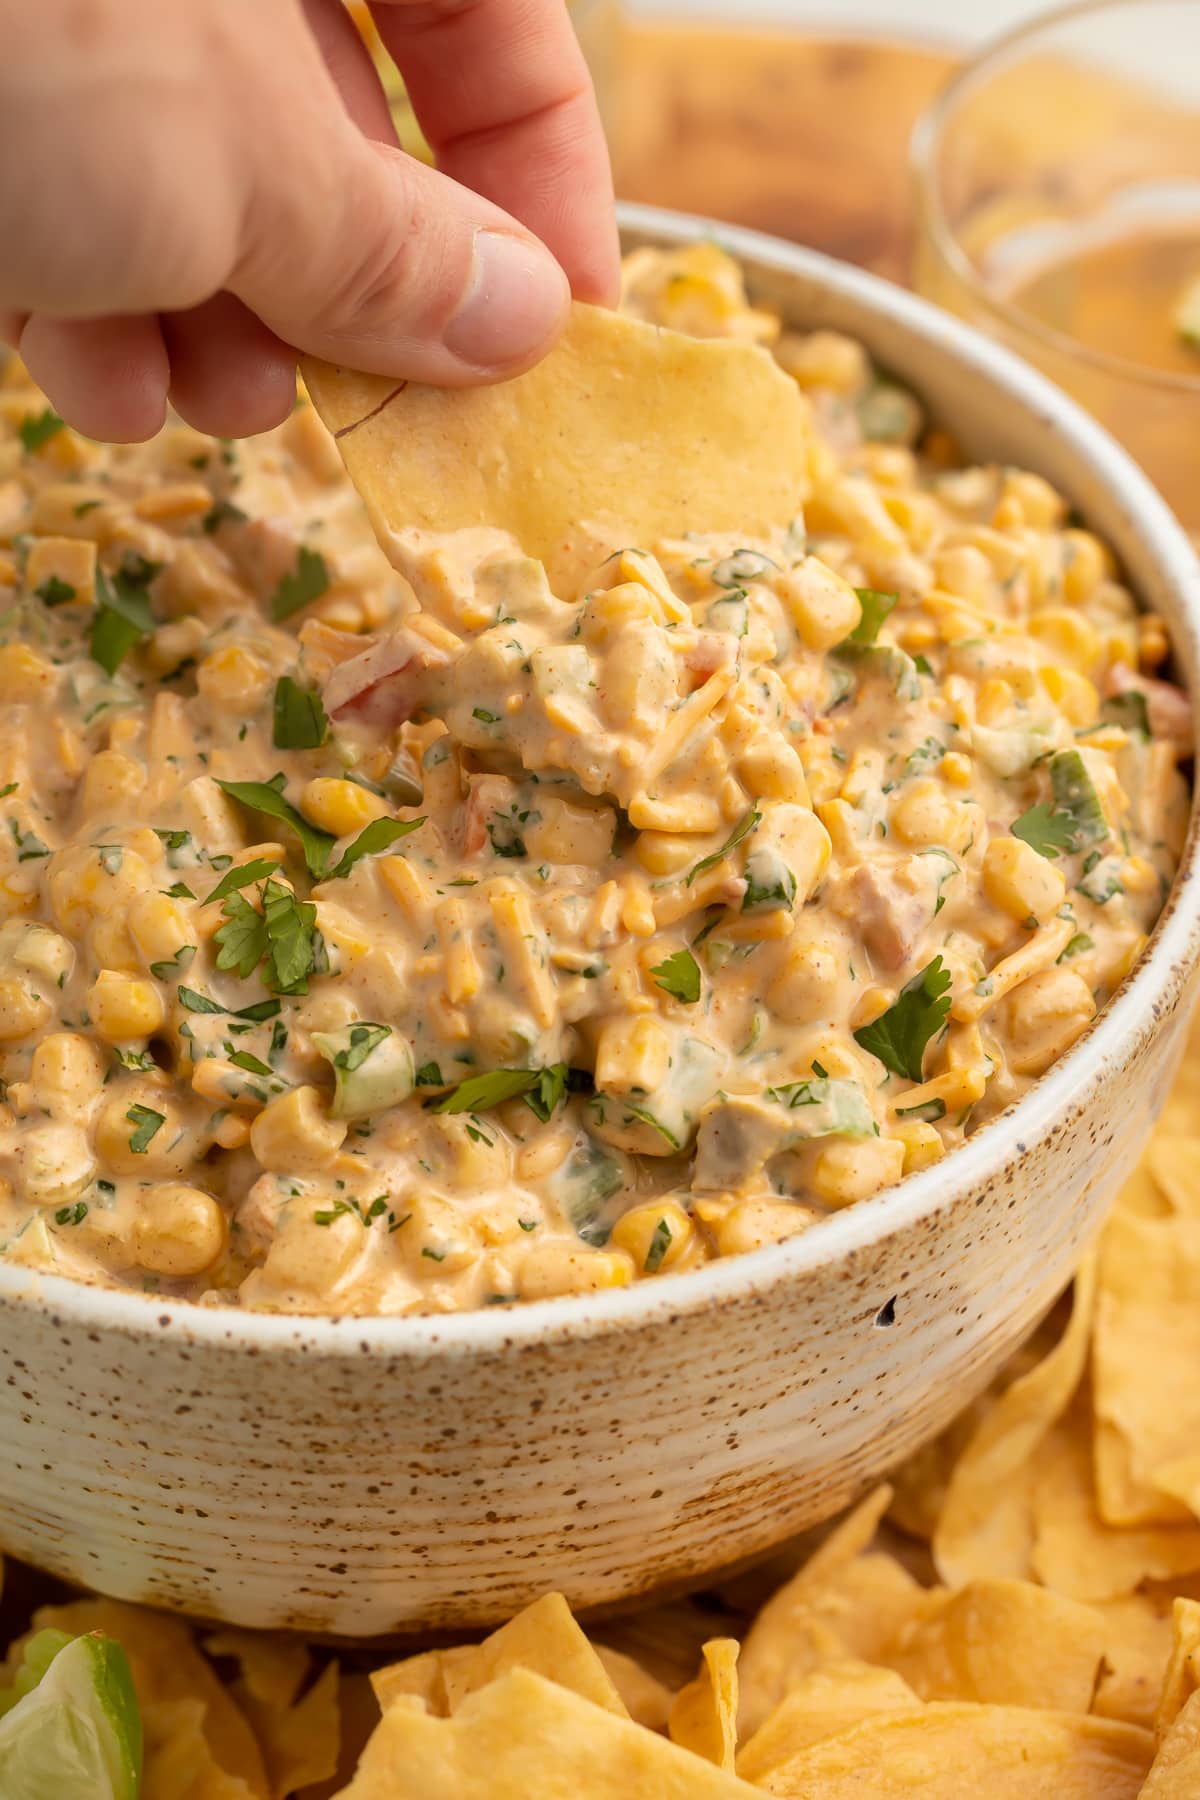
<box><xmin>367</xmin><ymin>0</ymin><xmax>619</xmax><ymax>304</ymax></box>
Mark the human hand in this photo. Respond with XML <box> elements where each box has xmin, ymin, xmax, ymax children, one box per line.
<box><xmin>0</xmin><ymin>0</ymin><xmax>618</xmax><ymax>442</ymax></box>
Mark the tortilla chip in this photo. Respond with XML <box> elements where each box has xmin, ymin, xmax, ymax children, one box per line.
<box><xmin>141</xmin><ymin>1696</ymin><xmax>261</xmax><ymax>1800</ymax></box>
<box><xmin>1140</xmin><ymin>1688</ymin><xmax>1200</xmax><ymax>1797</ymax></box>
<box><xmin>26</xmin><ymin>1598</ymin><xmax>269</xmax><ymax>1799</ymax></box>
<box><xmin>933</xmin><ymin>1254</ymin><xmax>1096</xmax><ymax>1585</ymax></box>
<box><xmin>1145</xmin><ymin>1137</ymin><xmax>1200</xmax><ymax>1216</ymax></box>
<box><xmin>371</xmin><ymin>1594</ymin><xmax>626</xmax><ymax>1728</ymax></box>
<box><xmin>1091</xmin><ymin>1592</ymin><xmax>1177</xmax><ymax>1730</ymax></box>
<box><xmin>370</xmin><ymin>1647</ymin><xmax>473</xmax><ymax>1718</ymax></box>
<box><xmin>751</xmin><ymin>1702</ymin><xmax>1152</xmax><ymax>1798</ymax></box>
<box><xmin>1030</xmin><ymin>1405</ymin><xmax>1200</xmax><ymax>1601</ymax></box>
<box><xmin>337</xmin><ymin>1666</ymin><xmax>762</xmax><ymax>1796</ymax></box>
<box><xmin>1093</xmin><ymin>1211</ymin><xmax>1200</xmax><ymax>1525</ymax></box>
<box><xmin>735</xmin><ymin>1661</ymin><xmax>920</xmax><ymax>1784</ymax></box>
<box><xmin>1154</xmin><ymin>1598</ymin><xmax>1200</xmax><ymax>1738</ymax></box>
<box><xmin>738</xmin><ymin>1489</ymin><xmax>933</xmax><ymax>1736</ymax></box>
<box><xmin>203</xmin><ymin>1630</ymin><xmax>312</xmax><ymax>1712</ymax></box>
<box><xmin>301</xmin><ymin>305</ymin><xmax>811</xmax><ymax>589</ymax></box>
<box><xmin>594</xmin><ymin>1645</ymin><xmax>672</xmax><ymax>1731</ymax></box>
<box><xmin>882</xmin><ymin>1578</ymin><xmax>1106</xmax><ymax>1713</ymax></box>
<box><xmin>668</xmin><ymin>1638</ymin><xmax>739</xmax><ymax>1770</ymax></box>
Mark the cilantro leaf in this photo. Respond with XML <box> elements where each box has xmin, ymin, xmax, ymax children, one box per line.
<box><xmin>685</xmin><ymin>809</ymin><xmax>761</xmax><ymax>886</ymax></box>
<box><xmin>203</xmin><ymin>856</ymin><xmax>281</xmax><ymax>905</ymax></box>
<box><xmin>178</xmin><ymin>985</ymin><xmax>227</xmax><ymax>1015</ymax></box>
<box><xmin>18</xmin><ymin>409</ymin><xmax>64</xmax><ymax>452</ymax></box>
<box><xmin>34</xmin><ymin>575</ymin><xmax>75</xmax><ymax>607</ymax></box>
<box><xmin>272</xmin><ymin>676</ymin><xmax>329</xmax><ymax>750</ymax></box>
<box><xmin>331</xmin><ymin>1023</ymin><xmax>392</xmax><ymax>1073</ymax></box>
<box><xmin>90</xmin><ymin>565</ymin><xmax>156</xmax><ymax>675</ymax></box>
<box><xmin>847</xmin><ymin>587</ymin><xmax>898</xmax><ymax>646</ymax></box>
<box><xmin>148</xmin><ymin>944</ymin><xmax>195</xmax><ymax>982</ymax></box>
<box><xmin>216</xmin><ymin>775</ymin><xmax>334</xmax><ymax>878</ymax></box>
<box><xmin>270</xmin><ymin>546</ymin><xmax>329</xmax><ymax>622</ymax></box>
<box><xmin>650</xmin><ymin>947</ymin><xmax>701</xmax><ymax>1004</ymax></box>
<box><xmin>1012</xmin><ymin>748</ymin><xmax>1109</xmax><ymax>860</ymax></box>
<box><xmin>126</xmin><ymin>1103</ymin><xmax>165</xmax><ymax>1154</ymax></box>
<box><xmin>328</xmin><ymin>816</ymin><xmax>425</xmax><ymax>879</ymax></box>
<box><xmin>1011</xmin><ymin>804</ymin><xmax>1078</xmax><ymax>859</ymax></box>
<box><xmin>428</xmin><ymin>1065</ymin><xmax>568</xmax><ymax>1117</ymax></box>
<box><xmin>202</xmin><ymin>498</ymin><xmax>247</xmax><ymax>534</ymax></box>
<box><xmin>1101</xmin><ymin>691</ymin><xmax>1150</xmax><ymax>738</ymax></box>
<box><xmin>213</xmin><ymin>893</ymin><xmax>270</xmax><ymax>980</ymax></box>
<box><xmin>228</xmin><ymin>1049</ymin><xmax>274</xmax><ymax>1077</ymax></box>
<box><xmin>643</xmin><ymin>1216</ymin><xmax>673</xmax><ymax>1273</ymax></box>
<box><xmin>415</xmin><ymin>1061</ymin><xmax>443</xmax><ymax>1088</ymax></box>
<box><xmin>853</xmin><ymin>955</ymin><xmax>952</xmax><ymax>1082</ymax></box>
<box><xmin>261</xmin><ymin>878</ymin><xmax>318</xmax><ymax>994</ymax></box>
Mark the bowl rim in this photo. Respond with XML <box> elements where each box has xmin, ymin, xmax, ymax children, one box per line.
<box><xmin>4</xmin><ymin>201</ymin><xmax>1199</xmax><ymax>1357</ymax></box>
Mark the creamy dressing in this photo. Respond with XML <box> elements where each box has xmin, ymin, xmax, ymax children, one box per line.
<box><xmin>0</xmin><ymin>245</ymin><xmax>1187</xmax><ymax>1314</ymax></box>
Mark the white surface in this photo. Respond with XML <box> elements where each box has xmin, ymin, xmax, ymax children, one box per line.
<box><xmin>629</xmin><ymin>0</ymin><xmax>1049</xmax><ymax>43</ymax></box>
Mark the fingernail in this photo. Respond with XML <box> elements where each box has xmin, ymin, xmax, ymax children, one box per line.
<box><xmin>444</xmin><ymin>230</ymin><xmax>569</xmax><ymax>371</ymax></box>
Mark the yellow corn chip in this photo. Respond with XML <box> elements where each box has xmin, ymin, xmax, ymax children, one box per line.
<box><xmin>203</xmin><ymin>1629</ymin><xmax>311</xmax><ymax>1712</ymax></box>
<box><xmin>141</xmin><ymin>1696</ymin><xmax>261</xmax><ymax>1800</ymax></box>
<box><xmin>335</xmin><ymin>1666</ymin><xmax>762</xmax><ymax>1797</ymax></box>
<box><xmin>27</xmin><ymin>1598</ymin><xmax>269</xmax><ymax>1798</ymax></box>
<box><xmin>1091</xmin><ymin>1592</ymin><xmax>1176</xmax><ymax>1730</ymax></box>
<box><xmin>738</xmin><ymin>1488</ymin><xmax>933</xmax><ymax>1736</ymax></box>
<box><xmin>1146</xmin><ymin>1136</ymin><xmax>1200</xmax><ymax>1215</ymax></box>
<box><xmin>1155</xmin><ymin>1598</ymin><xmax>1200</xmax><ymax>1738</ymax></box>
<box><xmin>1140</xmin><ymin>1688</ymin><xmax>1200</xmax><ymax>1797</ymax></box>
<box><xmin>750</xmin><ymin>1701</ymin><xmax>1152</xmax><ymax>1798</ymax></box>
<box><xmin>371</xmin><ymin>1594</ymin><xmax>626</xmax><ymax>1729</ymax></box>
<box><xmin>301</xmin><ymin>306</ymin><xmax>810</xmax><ymax>590</ymax></box>
<box><xmin>594</xmin><ymin>1645</ymin><xmax>672</xmax><ymax>1731</ymax></box>
<box><xmin>933</xmin><ymin>1253</ymin><xmax>1096</xmax><ymax>1585</ymax></box>
<box><xmin>1030</xmin><ymin>1405</ymin><xmax>1200</xmax><ymax>1600</ymax></box>
<box><xmin>735</xmin><ymin>1661</ymin><xmax>920</xmax><ymax>1784</ymax></box>
<box><xmin>1093</xmin><ymin>1211</ymin><xmax>1200</xmax><ymax>1525</ymax></box>
<box><xmin>370</xmin><ymin>1647</ymin><xmax>473</xmax><ymax>1718</ymax></box>
<box><xmin>668</xmin><ymin>1637</ymin><xmax>739</xmax><ymax>1770</ymax></box>
<box><xmin>882</xmin><ymin>1577</ymin><xmax>1107</xmax><ymax>1712</ymax></box>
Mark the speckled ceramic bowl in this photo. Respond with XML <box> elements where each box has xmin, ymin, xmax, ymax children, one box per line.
<box><xmin>2</xmin><ymin>207</ymin><xmax>1199</xmax><ymax>1637</ymax></box>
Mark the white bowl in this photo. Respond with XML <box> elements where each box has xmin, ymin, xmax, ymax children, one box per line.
<box><xmin>2</xmin><ymin>206</ymin><xmax>1198</xmax><ymax>1636</ymax></box>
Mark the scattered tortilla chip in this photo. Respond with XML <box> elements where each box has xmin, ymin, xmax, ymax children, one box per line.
<box><xmin>668</xmin><ymin>1638</ymin><xmax>739</xmax><ymax>1769</ymax></box>
<box><xmin>738</xmin><ymin>1488</ymin><xmax>933</xmax><ymax>1736</ymax></box>
<box><xmin>882</xmin><ymin>1577</ymin><xmax>1106</xmax><ymax>1712</ymax></box>
<box><xmin>200</xmin><ymin>1628</ymin><xmax>340</xmax><ymax>1798</ymax></box>
<box><xmin>300</xmin><ymin>1672</ymin><xmax>380</xmax><ymax>1800</ymax></box>
<box><xmin>594</xmin><ymin>1645</ymin><xmax>672</xmax><ymax>1731</ymax></box>
<box><xmin>26</xmin><ymin>1598</ymin><xmax>269</xmax><ymax>1799</ymax></box>
<box><xmin>301</xmin><ymin>305</ymin><xmax>811</xmax><ymax>590</ymax></box>
<box><xmin>371</xmin><ymin>1594</ymin><xmax>626</xmax><ymax>1729</ymax></box>
<box><xmin>735</xmin><ymin>1661</ymin><xmax>920</xmax><ymax>1784</ymax></box>
<box><xmin>1145</xmin><ymin>1136</ymin><xmax>1200</xmax><ymax>1216</ymax></box>
<box><xmin>1091</xmin><ymin>1592</ymin><xmax>1177</xmax><ymax>1730</ymax></box>
<box><xmin>1155</xmin><ymin>1598</ymin><xmax>1200</xmax><ymax>1738</ymax></box>
<box><xmin>141</xmin><ymin>1695</ymin><xmax>261</xmax><ymax>1800</ymax></box>
<box><xmin>1140</xmin><ymin>1687</ymin><xmax>1200</xmax><ymax>1797</ymax></box>
<box><xmin>1093</xmin><ymin>1211</ymin><xmax>1200</xmax><ymax>1525</ymax></box>
<box><xmin>933</xmin><ymin>1253</ymin><xmax>1096</xmax><ymax>1585</ymax></box>
<box><xmin>750</xmin><ymin>1702</ymin><xmax>1152</xmax><ymax>1798</ymax></box>
<box><xmin>203</xmin><ymin>1629</ymin><xmax>312</xmax><ymax>1712</ymax></box>
<box><xmin>1030</xmin><ymin>1404</ymin><xmax>1200</xmax><ymax>1601</ymax></box>
<box><xmin>336</xmin><ymin>1667</ymin><xmax>761</xmax><ymax>1797</ymax></box>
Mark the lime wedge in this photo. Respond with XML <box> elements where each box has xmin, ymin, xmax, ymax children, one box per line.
<box><xmin>0</xmin><ymin>1630</ymin><xmax>142</xmax><ymax>1799</ymax></box>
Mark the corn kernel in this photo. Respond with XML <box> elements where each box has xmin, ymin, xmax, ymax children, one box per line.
<box><xmin>611</xmin><ymin>1201</ymin><xmax>693</xmax><ymax>1275</ymax></box>
<box><xmin>810</xmin><ymin>1136</ymin><xmax>906</xmax><ymax>1208</ymax></box>
<box><xmin>716</xmin><ymin>1198</ymin><xmax>817</xmax><ymax>1257</ymax></box>
<box><xmin>196</xmin><ymin>643</ymin><xmax>270</xmax><ymax>708</ymax></box>
<box><xmin>302</xmin><ymin>777</ymin><xmax>389</xmax><ymax>836</ymax></box>
<box><xmin>1040</xmin><ymin>665</ymin><xmax>1099</xmax><ymax>728</ymax></box>
<box><xmin>941</xmin><ymin>751</ymin><xmax>972</xmax><ymax>788</ymax></box>
<box><xmin>595</xmin><ymin>1014</ymin><xmax>670</xmax><ymax>1093</ymax></box>
<box><xmin>88</xmin><ymin>970</ymin><xmax>166</xmax><ymax>1042</ymax></box>
<box><xmin>982</xmin><ymin>836</ymin><xmax>1066</xmax><ymax>924</ymax></box>
<box><xmin>0</xmin><ymin>643</ymin><xmax>56</xmax><ymax>704</ymax></box>
<box><xmin>24</xmin><ymin>535</ymin><xmax>96</xmax><ymax>606</ymax></box>
<box><xmin>894</xmin><ymin>1119</ymin><xmax>945</xmax><ymax>1173</ymax></box>
<box><xmin>634</xmin><ymin>831</ymin><xmax>695</xmax><ymax>877</ymax></box>
<box><xmin>518</xmin><ymin>1243</ymin><xmax>633</xmax><ymax>1299</ymax></box>
<box><xmin>777</xmin><ymin>556</ymin><xmax>862</xmax><ymax>650</ymax></box>
<box><xmin>1027</xmin><ymin>607</ymin><xmax>1100</xmax><ymax>674</ymax></box>
<box><xmin>134</xmin><ymin>1183</ymin><xmax>226</xmax><ymax>1276</ymax></box>
<box><xmin>0</xmin><ymin>976</ymin><xmax>52</xmax><ymax>1041</ymax></box>
<box><xmin>250</xmin><ymin>1085</ymin><xmax>347</xmax><ymax>1172</ymax></box>
<box><xmin>1062</xmin><ymin>530</ymin><xmax>1112</xmax><ymax>604</ymax></box>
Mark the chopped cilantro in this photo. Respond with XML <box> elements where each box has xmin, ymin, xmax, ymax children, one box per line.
<box><xmin>847</xmin><ymin>587</ymin><xmax>898</xmax><ymax>646</ymax></box>
<box><xmin>34</xmin><ymin>575</ymin><xmax>75</xmax><ymax>607</ymax></box>
<box><xmin>328</xmin><ymin>815</ymin><xmax>424</xmax><ymax>880</ymax></box>
<box><xmin>643</xmin><ymin>1217</ymin><xmax>673</xmax><ymax>1273</ymax></box>
<box><xmin>90</xmin><ymin>564</ymin><xmax>155</xmax><ymax>675</ymax></box>
<box><xmin>178</xmin><ymin>985</ymin><xmax>225</xmax><ymax>1014</ymax></box>
<box><xmin>126</xmin><ymin>1103</ymin><xmax>165</xmax><ymax>1154</ymax></box>
<box><xmin>650</xmin><ymin>947</ymin><xmax>701</xmax><ymax>1004</ymax></box>
<box><xmin>272</xmin><ymin>676</ymin><xmax>329</xmax><ymax>750</ymax></box>
<box><xmin>269</xmin><ymin>546</ymin><xmax>329</xmax><ymax>621</ymax></box>
<box><xmin>54</xmin><ymin>1201</ymin><xmax>89</xmax><ymax>1226</ymax></box>
<box><xmin>148</xmin><ymin>944</ymin><xmax>195</xmax><ymax>982</ymax></box>
<box><xmin>428</xmin><ymin>1065</ymin><xmax>569</xmax><ymax>1118</ymax></box>
<box><xmin>1012</xmin><ymin>748</ymin><xmax>1109</xmax><ymax>860</ymax></box>
<box><xmin>1058</xmin><ymin>932</ymin><xmax>1095</xmax><ymax>963</ymax></box>
<box><xmin>685</xmin><ymin>809</ymin><xmax>760</xmax><ymax>886</ymax></box>
<box><xmin>203</xmin><ymin>856</ymin><xmax>281</xmax><ymax>905</ymax></box>
<box><xmin>18</xmin><ymin>409</ymin><xmax>64</xmax><ymax>452</ymax></box>
<box><xmin>201</xmin><ymin>498</ymin><xmax>247</xmax><ymax>534</ymax></box>
<box><xmin>853</xmin><ymin>955</ymin><xmax>952</xmax><ymax>1082</ymax></box>
<box><xmin>215</xmin><ymin>773</ymin><xmax>334</xmax><ymax>878</ymax></box>
<box><xmin>415</xmin><ymin>1061</ymin><xmax>443</xmax><ymax>1087</ymax></box>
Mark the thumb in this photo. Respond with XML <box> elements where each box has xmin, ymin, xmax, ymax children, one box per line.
<box><xmin>231</xmin><ymin>132</ymin><xmax>572</xmax><ymax>383</ymax></box>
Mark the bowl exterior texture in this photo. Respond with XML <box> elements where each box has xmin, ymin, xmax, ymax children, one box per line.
<box><xmin>1</xmin><ymin>207</ymin><xmax>1198</xmax><ymax>1634</ymax></box>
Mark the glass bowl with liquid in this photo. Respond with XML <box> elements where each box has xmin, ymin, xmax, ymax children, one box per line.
<box><xmin>912</xmin><ymin>0</ymin><xmax>1200</xmax><ymax>529</ymax></box>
